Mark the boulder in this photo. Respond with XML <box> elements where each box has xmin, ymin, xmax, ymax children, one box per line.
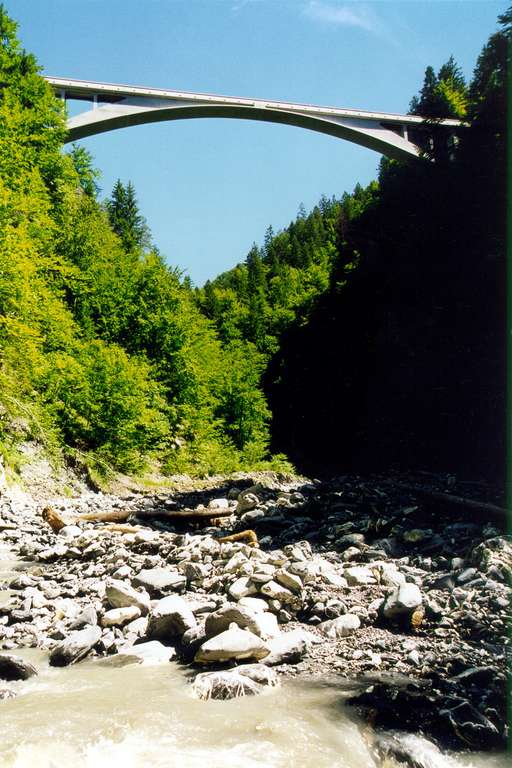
<box><xmin>262</xmin><ymin>629</ymin><xmax>314</xmax><ymax>666</ymax></box>
<box><xmin>204</xmin><ymin>603</ymin><xmax>262</xmax><ymax>638</ymax></box>
<box><xmin>382</xmin><ymin>583</ymin><xmax>423</xmax><ymax>619</ymax></box>
<box><xmin>228</xmin><ymin>576</ymin><xmax>257</xmax><ymax>600</ymax></box>
<box><xmin>260</xmin><ymin>580</ymin><xmax>300</xmax><ymax>608</ymax></box>
<box><xmin>101</xmin><ymin>606</ymin><xmax>141</xmax><ymax>627</ymax></box>
<box><xmin>0</xmin><ymin>654</ymin><xmax>38</xmax><ymax>681</ymax></box>
<box><xmin>146</xmin><ymin>595</ymin><xmax>196</xmax><ymax>642</ymax></box>
<box><xmin>238</xmin><ymin>596</ymin><xmax>268</xmax><ymax>613</ymax></box>
<box><xmin>97</xmin><ymin>641</ymin><xmax>175</xmax><ymax>667</ymax></box>
<box><xmin>132</xmin><ymin>568</ymin><xmax>186</xmax><ymax>595</ymax></box>
<box><xmin>344</xmin><ymin>566</ymin><xmax>377</xmax><ymax>585</ymax></box>
<box><xmin>192</xmin><ymin>664</ymin><xmax>278</xmax><ymax>700</ymax></box>
<box><xmin>275</xmin><ymin>569</ymin><xmax>302</xmax><ymax>594</ymax></box>
<box><xmin>105</xmin><ymin>579</ymin><xmax>150</xmax><ymax>615</ymax></box>
<box><xmin>319</xmin><ymin>614</ymin><xmax>361</xmax><ymax>638</ymax></box>
<box><xmin>69</xmin><ymin>606</ymin><xmax>98</xmax><ymax>630</ymax></box>
<box><xmin>250</xmin><ymin>611</ymin><xmax>281</xmax><ymax>640</ymax></box>
<box><xmin>194</xmin><ymin>622</ymin><xmax>270</xmax><ymax>664</ymax></box>
<box><xmin>236</xmin><ymin>492</ymin><xmax>260</xmax><ymax>515</ymax></box>
<box><xmin>49</xmin><ymin>625</ymin><xmax>102</xmax><ymax>667</ymax></box>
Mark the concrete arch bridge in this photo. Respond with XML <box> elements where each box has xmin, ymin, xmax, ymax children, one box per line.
<box><xmin>46</xmin><ymin>77</ymin><xmax>462</xmax><ymax>163</ymax></box>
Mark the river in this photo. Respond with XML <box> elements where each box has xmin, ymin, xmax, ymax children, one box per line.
<box><xmin>0</xmin><ymin>647</ymin><xmax>509</xmax><ymax>768</ymax></box>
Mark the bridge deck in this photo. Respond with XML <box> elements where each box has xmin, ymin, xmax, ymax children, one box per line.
<box><xmin>45</xmin><ymin>76</ymin><xmax>461</xmax><ymax>128</ymax></box>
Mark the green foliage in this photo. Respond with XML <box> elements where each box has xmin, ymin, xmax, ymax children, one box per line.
<box><xmin>409</xmin><ymin>56</ymin><xmax>468</xmax><ymax>119</ymax></box>
<box><xmin>67</xmin><ymin>144</ymin><xmax>101</xmax><ymax>198</ymax></box>
<box><xmin>0</xmin><ymin>5</ymin><xmax>278</xmax><ymax>477</ymax></box>
<box><xmin>44</xmin><ymin>341</ymin><xmax>169</xmax><ymax>472</ymax></box>
<box><xmin>196</xmin><ymin>194</ymin><xmax>367</xmax><ymax>358</ymax></box>
<box><xmin>106</xmin><ymin>179</ymin><xmax>151</xmax><ymax>252</ymax></box>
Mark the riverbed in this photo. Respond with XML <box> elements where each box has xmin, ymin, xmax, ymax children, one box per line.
<box><xmin>0</xmin><ymin>476</ymin><xmax>509</xmax><ymax>767</ymax></box>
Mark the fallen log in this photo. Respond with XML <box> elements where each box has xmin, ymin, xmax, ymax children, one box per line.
<box><xmin>389</xmin><ymin>483</ymin><xmax>509</xmax><ymax>520</ymax></box>
<box><xmin>41</xmin><ymin>505</ymin><xmax>233</xmax><ymax>534</ymax></box>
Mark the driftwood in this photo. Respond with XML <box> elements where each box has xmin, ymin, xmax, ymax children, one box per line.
<box><xmin>41</xmin><ymin>504</ymin><xmax>233</xmax><ymax>534</ymax></box>
<box><xmin>390</xmin><ymin>483</ymin><xmax>508</xmax><ymax>520</ymax></box>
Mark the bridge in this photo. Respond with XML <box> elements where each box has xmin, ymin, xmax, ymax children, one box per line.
<box><xmin>46</xmin><ymin>77</ymin><xmax>463</xmax><ymax>163</ymax></box>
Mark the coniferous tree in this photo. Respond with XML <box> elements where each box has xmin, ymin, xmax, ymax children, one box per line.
<box><xmin>106</xmin><ymin>180</ymin><xmax>151</xmax><ymax>252</ymax></box>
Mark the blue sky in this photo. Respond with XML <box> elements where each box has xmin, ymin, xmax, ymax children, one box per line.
<box><xmin>11</xmin><ymin>0</ymin><xmax>508</xmax><ymax>284</ymax></box>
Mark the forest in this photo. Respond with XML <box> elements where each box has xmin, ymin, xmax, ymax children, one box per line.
<box><xmin>0</xmin><ymin>4</ymin><xmax>508</xmax><ymax>484</ymax></box>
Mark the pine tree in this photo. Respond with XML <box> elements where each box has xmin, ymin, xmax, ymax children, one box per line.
<box><xmin>106</xmin><ymin>180</ymin><xmax>151</xmax><ymax>252</ymax></box>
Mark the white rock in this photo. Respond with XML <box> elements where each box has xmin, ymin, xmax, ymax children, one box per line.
<box><xmin>383</xmin><ymin>583</ymin><xmax>423</xmax><ymax>619</ymax></box>
<box><xmin>260</xmin><ymin>580</ymin><xmax>300</xmax><ymax>607</ymax></box>
<box><xmin>98</xmin><ymin>641</ymin><xmax>175</xmax><ymax>667</ymax></box>
<box><xmin>208</xmin><ymin>498</ymin><xmax>230</xmax><ymax>510</ymax></box>
<box><xmin>319</xmin><ymin>614</ymin><xmax>361</xmax><ymax>638</ymax></box>
<box><xmin>379</xmin><ymin>564</ymin><xmax>406</xmax><ymax>587</ymax></box>
<box><xmin>228</xmin><ymin>576</ymin><xmax>257</xmax><ymax>600</ymax></box>
<box><xmin>124</xmin><ymin>616</ymin><xmax>148</xmax><ymax>638</ymax></box>
<box><xmin>49</xmin><ymin>625</ymin><xmax>101</xmax><ymax>666</ymax></box>
<box><xmin>275</xmin><ymin>569</ymin><xmax>303</xmax><ymax>594</ymax></box>
<box><xmin>134</xmin><ymin>530</ymin><xmax>159</xmax><ymax>543</ymax></box>
<box><xmin>238</xmin><ymin>596</ymin><xmax>268</xmax><ymax>613</ymax></box>
<box><xmin>320</xmin><ymin>570</ymin><xmax>348</xmax><ymax>588</ymax></box>
<box><xmin>105</xmin><ymin>579</ymin><xmax>150</xmax><ymax>615</ymax></box>
<box><xmin>146</xmin><ymin>595</ymin><xmax>197</xmax><ymax>641</ymax></box>
<box><xmin>250</xmin><ymin>611</ymin><xmax>281</xmax><ymax>640</ymax></box>
<box><xmin>344</xmin><ymin>566</ymin><xmax>377</xmax><ymax>586</ymax></box>
<box><xmin>224</xmin><ymin>551</ymin><xmax>250</xmax><ymax>574</ymax></box>
<box><xmin>191</xmin><ymin>664</ymin><xmax>278</xmax><ymax>700</ymax></box>
<box><xmin>204</xmin><ymin>604</ymin><xmax>263</xmax><ymax>637</ymax></box>
<box><xmin>101</xmin><ymin>606</ymin><xmax>141</xmax><ymax>627</ymax></box>
<box><xmin>288</xmin><ymin>561</ymin><xmax>318</xmax><ymax>583</ymax></box>
<box><xmin>251</xmin><ymin>563</ymin><xmax>276</xmax><ymax>584</ymax></box>
<box><xmin>262</xmin><ymin>629</ymin><xmax>315</xmax><ymax>666</ymax></box>
<box><xmin>194</xmin><ymin>622</ymin><xmax>270</xmax><ymax>663</ymax></box>
<box><xmin>58</xmin><ymin>525</ymin><xmax>82</xmax><ymax>539</ymax></box>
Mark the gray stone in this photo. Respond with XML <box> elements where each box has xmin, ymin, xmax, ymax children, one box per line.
<box><xmin>105</xmin><ymin>579</ymin><xmax>150</xmax><ymax>615</ymax></box>
<box><xmin>319</xmin><ymin>614</ymin><xmax>361</xmax><ymax>638</ymax></box>
<box><xmin>344</xmin><ymin>566</ymin><xmax>376</xmax><ymax>585</ymax></box>
<box><xmin>69</xmin><ymin>606</ymin><xmax>98</xmax><ymax>630</ymax></box>
<box><xmin>97</xmin><ymin>641</ymin><xmax>175</xmax><ymax>667</ymax></box>
<box><xmin>194</xmin><ymin>622</ymin><xmax>270</xmax><ymax>663</ymax></box>
<box><xmin>262</xmin><ymin>629</ymin><xmax>313</xmax><ymax>666</ymax></box>
<box><xmin>146</xmin><ymin>595</ymin><xmax>196</xmax><ymax>641</ymax></box>
<box><xmin>260</xmin><ymin>580</ymin><xmax>300</xmax><ymax>607</ymax></box>
<box><xmin>383</xmin><ymin>583</ymin><xmax>423</xmax><ymax>619</ymax></box>
<box><xmin>228</xmin><ymin>576</ymin><xmax>257</xmax><ymax>600</ymax></box>
<box><xmin>101</xmin><ymin>606</ymin><xmax>141</xmax><ymax>627</ymax></box>
<box><xmin>191</xmin><ymin>664</ymin><xmax>278</xmax><ymax>700</ymax></box>
<box><xmin>275</xmin><ymin>569</ymin><xmax>303</xmax><ymax>593</ymax></box>
<box><xmin>0</xmin><ymin>654</ymin><xmax>38</xmax><ymax>681</ymax></box>
<box><xmin>205</xmin><ymin>603</ymin><xmax>262</xmax><ymax>638</ymax></box>
<box><xmin>49</xmin><ymin>625</ymin><xmax>102</xmax><ymax>666</ymax></box>
<box><xmin>132</xmin><ymin>568</ymin><xmax>186</xmax><ymax>595</ymax></box>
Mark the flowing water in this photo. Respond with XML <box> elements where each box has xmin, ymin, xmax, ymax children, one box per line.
<box><xmin>0</xmin><ymin>651</ymin><xmax>508</xmax><ymax>768</ymax></box>
<box><xmin>0</xmin><ymin>548</ymin><xmax>508</xmax><ymax>768</ymax></box>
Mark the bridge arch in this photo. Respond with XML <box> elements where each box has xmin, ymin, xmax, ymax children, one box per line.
<box><xmin>46</xmin><ymin>77</ymin><xmax>463</xmax><ymax>163</ymax></box>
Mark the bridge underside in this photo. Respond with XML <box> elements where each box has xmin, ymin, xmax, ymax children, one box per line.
<box><xmin>46</xmin><ymin>78</ymin><xmax>462</xmax><ymax>162</ymax></box>
<box><xmin>65</xmin><ymin>102</ymin><xmax>424</xmax><ymax>162</ymax></box>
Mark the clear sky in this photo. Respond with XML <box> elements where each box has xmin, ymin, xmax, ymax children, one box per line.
<box><xmin>10</xmin><ymin>0</ymin><xmax>508</xmax><ymax>284</ymax></box>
